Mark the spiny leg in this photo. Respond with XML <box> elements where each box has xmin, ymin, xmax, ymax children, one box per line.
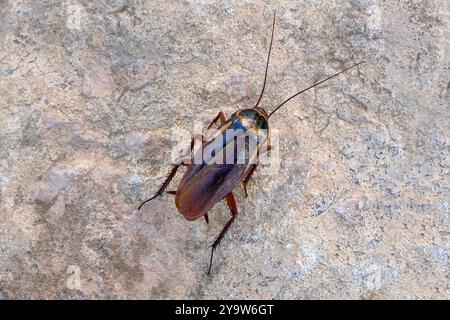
<box><xmin>197</xmin><ymin>112</ymin><xmax>226</xmax><ymax>148</ymax></box>
<box><xmin>142</xmin><ymin>131</ymin><xmax>202</xmax><ymax>207</ymax></box>
<box><xmin>242</xmin><ymin>144</ymin><xmax>272</xmax><ymax>197</ymax></box>
<box><xmin>183</xmin><ymin>134</ymin><xmax>205</xmax><ymax>164</ymax></box>
<box><xmin>139</xmin><ymin>113</ymin><xmax>226</xmax><ymax>211</ymax></box>
<box><xmin>207</xmin><ymin>192</ymin><xmax>237</xmax><ymax>275</ymax></box>
<box><xmin>243</xmin><ymin>164</ymin><xmax>257</xmax><ymax>198</ymax></box>
<box><xmin>189</xmin><ymin>111</ymin><xmax>225</xmax><ymax>163</ymax></box>
<box><xmin>139</xmin><ymin>149</ymin><xmax>199</xmax><ymax>209</ymax></box>
<box><xmin>138</xmin><ymin>165</ymin><xmax>180</xmax><ymax>210</ymax></box>
<box><xmin>207</xmin><ymin>111</ymin><xmax>226</xmax><ymax>130</ymax></box>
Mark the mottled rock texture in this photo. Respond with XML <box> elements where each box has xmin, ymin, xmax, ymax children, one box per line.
<box><xmin>0</xmin><ymin>0</ymin><xmax>449</xmax><ymax>299</ymax></box>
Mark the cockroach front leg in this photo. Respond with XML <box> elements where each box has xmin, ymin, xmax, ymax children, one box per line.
<box><xmin>207</xmin><ymin>192</ymin><xmax>237</xmax><ymax>275</ymax></box>
<box><xmin>207</xmin><ymin>111</ymin><xmax>226</xmax><ymax>130</ymax></box>
<box><xmin>189</xmin><ymin>112</ymin><xmax>226</xmax><ymax>162</ymax></box>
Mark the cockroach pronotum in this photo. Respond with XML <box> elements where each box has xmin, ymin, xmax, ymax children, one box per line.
<box><xmin>138</xmin><ymin>12</ymin><xmax>364</xmax><ymax>274</ymax></box>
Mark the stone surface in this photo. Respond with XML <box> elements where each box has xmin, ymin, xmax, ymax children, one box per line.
<box><xmin>0</xmin><ymin>0</ymin><xmax>449</xmax><ymax>299</ymax></box>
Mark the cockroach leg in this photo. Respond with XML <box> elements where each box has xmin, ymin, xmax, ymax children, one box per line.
<box><xmin>242</xmin><ymin>144</ymin><xmax>272</xmax><ymax>197</ymax></box>
<box><xmin>166</xmin><ymin>191</ymin><xmax>177</xmax><ymax>195</ymax></box>
<box><xmin>138</xmin><ymin>164</ymin><xmax>180</xmax><ymax>210</ymax></box>
<box><xmin>139</xmin><ymin>130</ymin><xmax>210</xmax><ymax>210</ymax></box>
<box><xmin>207</xmin><ymin>192</ymin><xmax>237</xmax><ymax>275</ymax></box>
<box><xmin>266</xmin><ymin>144</ymin><xmax>272</xmax><ymax>157</ymax></box>
<box><xmin>207</xmin><ymin>111</ymin><xmax>226</xmax><ymax>130</ymax></box>
<box><xmin>181</xmin><ymin>160</ymin><xmax>189</xmax><ymax>166</ymax></box>
<box><xmin>189</xmin><ymin>113</ymin><xmax>225</xmax><ymax>162</ymax></box>
<box><xmin>139</xmin><ymin>111</ymin><xmax>228</xmax><ymax>211</ymax></box>
<box><xmin>191</xmin><ymin>134</ymin><xmax>205</xmax><ymax>150</ymax></box>
<box><xmin>204</xmin><ymin>213</ymin><xmax>209</xmax><ymax>224</ymax></box>
<box><xmin>243</xmin><ymin>164</ymin><xmax>257</xmax><ymax>198</ymax></box>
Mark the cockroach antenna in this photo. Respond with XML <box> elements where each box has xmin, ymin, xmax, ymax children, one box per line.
<box><xmin>268</xmin><ymin>61</ymin><xmax>365</xmax><ymax>118</ymax></box>
<box><xmin>250</xmin><ymin>11</ymin><xmax>364</xmax><ymax>118</ymax></box>
<box><xmin>253</xmin><ymin>11</ymin><xmax>276</xmax><ymax>109</ymax></box>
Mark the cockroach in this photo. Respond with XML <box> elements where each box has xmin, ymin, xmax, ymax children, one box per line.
<box><xmin>138</xmin><ymin>12</ymin><xmax>364</xmax><ymax>274</ymax></box>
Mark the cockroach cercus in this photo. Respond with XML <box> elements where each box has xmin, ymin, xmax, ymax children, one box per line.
<box><xmin>138</xmin><ymin>12</ymin><xmax>364</xmax><ymax>274</ymax></box>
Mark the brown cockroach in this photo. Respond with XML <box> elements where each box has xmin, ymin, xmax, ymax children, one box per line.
<box><xmin>138</xmin><ymin>12</ymin><xmax>364</xmax><ymax>274</ymax></box>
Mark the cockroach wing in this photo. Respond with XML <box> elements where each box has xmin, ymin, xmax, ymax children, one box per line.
<box><xmin>175</xmin><ymin>163</ymin><xmax>246</xmax><ymax>220</ymax></box>
<box><xmin>175</xmin><ymin>129</ymin><xmax>259</xmax><ymax>220</ymax></box>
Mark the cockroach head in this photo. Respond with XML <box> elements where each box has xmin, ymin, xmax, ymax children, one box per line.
<box><xmin>231</xmin><ymin>108</ymin><xmax>269</xmax><ymax>143</ymax></box>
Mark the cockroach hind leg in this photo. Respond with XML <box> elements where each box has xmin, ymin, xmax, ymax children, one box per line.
<box><xmin>207</xmin><ymin>246</ymin><xmax>214</xmax><ymax>275</ymax></box>
<box><xmin>204</xmin><ymin>213</ymin><xmax>209</xmax><ymax>224</ymax></box>
<box><xmin>244</xmin><ymin>185</ymin><xmax>249</xmax><ymax>198</ymax></box>
<box><xmin>207</xmin><ymin>217</ymin><xmax>235</xmax><ymax>275</ymax></box>
<box><xmin>206</xmin><ymin>193</ymin><xmax>238</xmax><ymax>274</ymax></box>
<box><xmin>207</xmin><ymin>111</ymin><xmax>227</xmax><ymax>130</ymax></box>
<box><xmin>243</xmin><ymin>164</ymin><xmax>257</xmax><ymax>198</ymax></box>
